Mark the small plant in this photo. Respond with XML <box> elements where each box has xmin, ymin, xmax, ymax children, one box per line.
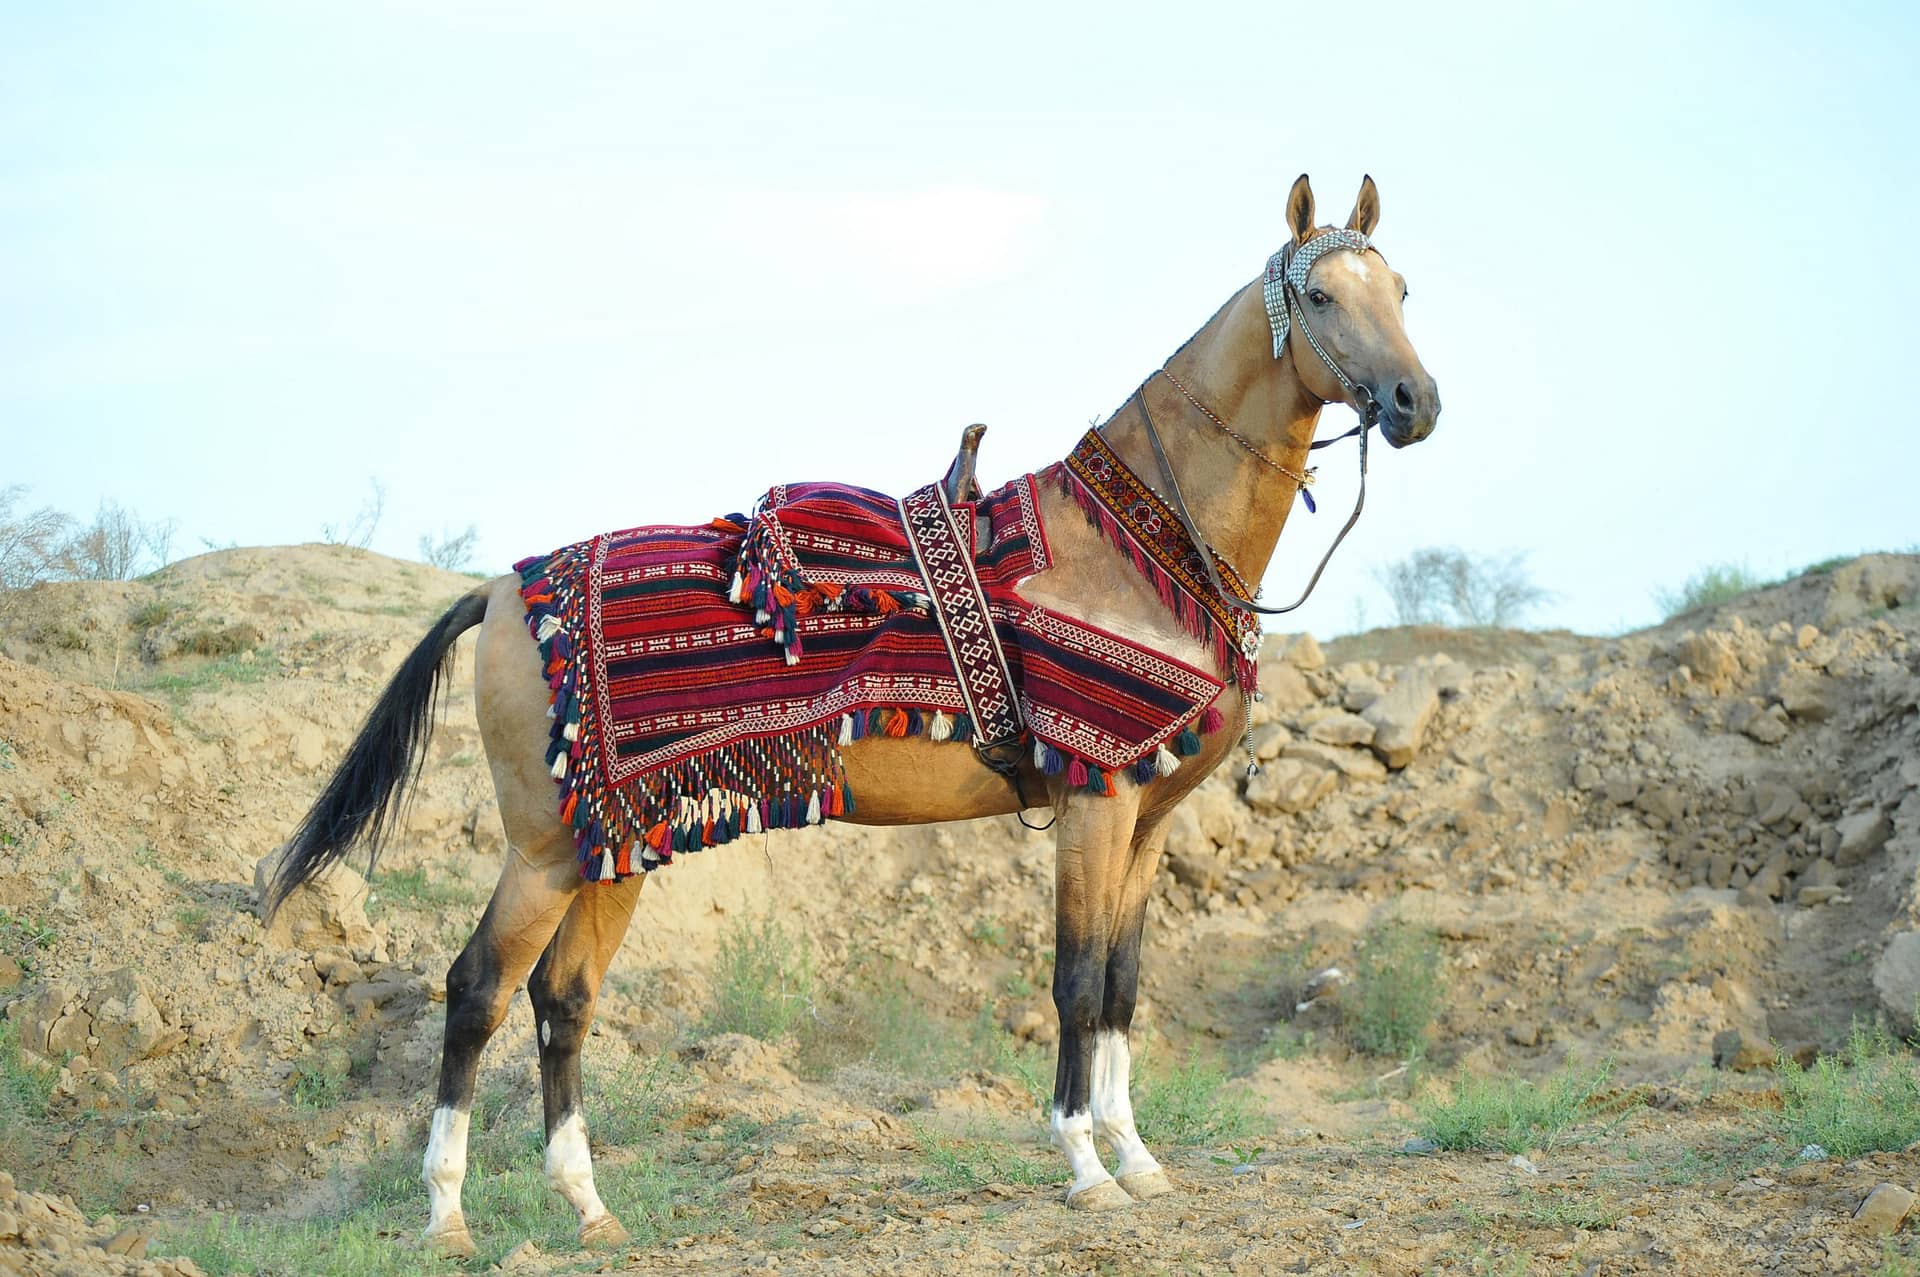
<box><xmin>290</xmin><ymin>1051</ymin><xmax>352</xmax><ymax>1109</ymax></box>
<box><xmin>1417</xmin><ymin>1059</ymin><xmax>1633</xmax><ymax>1153</ymax></box>
<box><xmin>916</xmin><ymin>1126</ymin><xmax>1057</xmax><ymax>1192</ymax></box>
<box><xmin>419</xmin><ymin>525</ymin><xmax>480</xmax><ymax>572</ymax></box>
<box><xmin>130</xmin><ymin>599</ymin><xmax>176</xmax><ymax>630</ymax></box>
<box><xmin>1348</xmin><ymin>913</ymin><xmax>1443</xmax><ymax>1058</ymax></box>
<box><xmin>1777</xmin><ymin>1022</ymin><xmax>1920</xmax><ymax>1158</ymax></box>
<box><xmin>969</xmin><ymin>916</ymin><xmax>1009</xmax><ymax>949</ymax></box>
<box><xmin>702</xmin><ymin>913</ymin><xmax>816</xmax><ymax>1042</ymax></box>
<box><xmin>366</xmin><ymin>866</ymin><xmax>484</xmax><ymax>917</ymax></box>
<box><xmin>1653</xmin><ymin>562</ymin><xmax>1763</xmax><ymax>619</ymax></box>
<box><xmin>0</xmin><ymin>908</ymin><xmax>57</xmax><ymax>970</ymax></box>
<box><xmin>1132</xmin><ymin>1051</ymin><xmax>1259</xmax><ymax>1147</ymax></box>
<box><xmin>1375</xmin><ymin>547</ymin><xmax>1548</xmax><ymax>628</ymax></box>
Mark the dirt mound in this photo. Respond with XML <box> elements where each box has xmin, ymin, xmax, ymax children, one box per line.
<box><xmin>0</xmin><ymin>546</ymin><xmax>1916</xmax><ymax>1274</ymax></box>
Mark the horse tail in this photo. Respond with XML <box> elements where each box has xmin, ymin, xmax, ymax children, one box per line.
<box><xmin>265</xmin><ymin>589</ymin><xmax>492</xmax><ymax>917</ymax></box>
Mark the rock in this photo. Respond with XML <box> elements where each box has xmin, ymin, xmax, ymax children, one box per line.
<box><xmin>1245</xmin><ymin>759</ymin><xmax>1338</xmax><ymax>815</ymax></box>
<box><xmin>1835</xmin><ymin>808</ymin><xmax>1893</xmax><ymax>867</ymax></box>
<box><xmin>1572</xmin><ymin>762</ymin><xmax>1600</xmax><ymax>791</ymax></box>
<box><xmin>290</xmin><ymin>724</ymin><xmax>328</xmax><ymax>770</ymax></box>
<box><xmin>1774</xmin><ymin>673</ymin><xmax>1834</xmax><ymax>721</ymax></box>
<box><xmin>1741</xmin><ymin>705</ymin><xmax>1790</xmax><ymax>745</ymax></box>
<box><xmin>1165</xmin><ymin>842</ymin><xmax>1228</xmax><ymax>894</ymax></box>
<box><xmin>1362</xmin><ymin>670</ymin><xmax>1439</xmax><ymax>769</ymax></box>
<box><xmin>1282</xmin><ymin>633</ymin><xmax>1325</xmax><ymax>670</ymax></box>
<box><xmin>1710</xmin><ymin>1029</ymin><xmax>1772</xmax><ymax>1073</ymax></box>
<box><xmin>1341</xmin><ymin>676</ymin><xmax>1385</xmax><ymax>712</ymax></box>
<box><xmin>1872</xmin><ymin>932</ymin><xmax>1920</xmax><ymax>1037</ymax></box>
<box><xmin>1249</xmin><ymin>722</ymin><xmax>1291</xmax><ymax>761</ymax></box>
<box><xmin>86</xmin><ymin>968</ymin><xmax>172</xmax><ymax>1070</ymax></box>
<box><xmin>255</xmin><ymin>852</ymin><xmax>375</xmax><ymax>951</ymax></box>
<box><xmin>1853</xmin><ymin>1183</ymin><xmax>1915</xmax><ymax>1236</ymax></box>
<box><xmin>1008</xmin><ymin>1009</ymin><xmax>1047</xmax><ymax>1042</ymax></box>
<box><xmin>1262</xmin><ymin>664</ymin><xmax>1315</xmax><ymax>712</ymax></box>
<box><xmin>1308</xmin><ymin>712</ymin><xmax>1375</xmax><ymax>748</ymax></box>
<box><xmin>0</xmin><ymin>953</ymin><xmax>21</xmax><ymax>991</ymax></box>
<box><xmin>17</xmin><ymin>980</ymin><xmax>91</xmax><ymax>1063</ymax></box>
<box><xmin>1187</xmin><ymin>785</ymin><xmax>1244</xmax><ymax>849</ymax></box>
<box><xmin>1635</xmin><ymin>787</ymin><xmax>1687</xmax><ymax>825</ymax></box>
<box><xmin>1505</xmin><ymin>1021</ymin><xmax>1541</xmax><ymax>1048</ymax></box>
<box><xmin>1797</xmin><ymin>884</ymin><xmax>1844</xmax><ymax>906</ymax></box>
<box><xmin>1674</xmin><ymin>631</ymin><xmax>1740</xmax><ymax>691</ymax></box>
<box><xmin>1281</xmin><ymin>740</ymin><xmax>1388</xmax><ymax>783</ymax></box>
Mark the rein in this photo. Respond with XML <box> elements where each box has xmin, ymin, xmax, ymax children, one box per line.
<box><xmin>1134</xmin><ymin>229</ymin><xmax>1383</xmax><ymax>619</ymax></box>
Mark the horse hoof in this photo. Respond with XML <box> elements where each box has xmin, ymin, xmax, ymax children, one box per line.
<box><xmin>1066</xmin><ymin>1179</ymin><xmax>1134</xmax><ymax>1212</ymax></box>
<box><xmin>1117</xmin><ymin>1170</ymin><xmax>1175</xmax><ymax>1200</ymax></box>
<box><xmin>578</xmin><ymin>1213</ymin><xmax>632</xmax><ymax>1250</ymax></box>
<box><xmin>423</xmin><ymin>1219</ymin><xmax>477</xmax><ymax>1258</ymax></box>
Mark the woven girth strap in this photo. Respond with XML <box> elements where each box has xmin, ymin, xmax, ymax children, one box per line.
<box><xmin>898</xmin><ymin>482</ymin><xmax>1025</xmax><ymax>748</ymax></box>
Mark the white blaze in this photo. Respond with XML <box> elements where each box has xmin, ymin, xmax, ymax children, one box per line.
<box><xmin>422</xmin><ymin>1106</ymin><xmax>471</xmax><ymax>1234</ymax></box>
<box><xmin>1090</xmin><ymin>1031</ymin><xmax>1162</xmax><ymax>1179</ymax></box>
<box><xmin>545</xmin><ymin>1111</ymin><xmax>612</xmax><ymax>1225</ymax></box>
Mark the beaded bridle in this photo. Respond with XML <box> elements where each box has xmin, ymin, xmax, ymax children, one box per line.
<box><xmin>1134</xmin><ymin>226</ymin><xmax>1386</xmax><ymax>621</ymax></box>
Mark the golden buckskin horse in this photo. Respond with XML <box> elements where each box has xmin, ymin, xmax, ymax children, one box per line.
<box><xmin>269</xmin><ymin>174</ymin><xmax>1439</xmax><ymax>1254</ymax></box>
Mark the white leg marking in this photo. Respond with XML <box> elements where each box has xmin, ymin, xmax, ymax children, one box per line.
<box><xmin>1090</xmin><ymin>1031</ymin><xmax>1162</xmax><ymax>1178</ymax></box>
<box><xmin>545</xmin><ymin>1111</ymin><xmax>611</xmax><ymax>1225</ymax></box>
<box><xmin>422</xmin><ymin>1105</ymin><xmax>471</xmax><ymax>1234</ymax></box>
<box><xmin>1049</xmin><ymin>1106</ymin><xmax>1114</xmax><ymax>1197</ymax></box>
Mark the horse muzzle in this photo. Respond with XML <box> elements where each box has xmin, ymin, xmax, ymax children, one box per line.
<box><xmin>1372</xmin><ymin>374</ymin><xmax>1440</xmax><ymax>449</ymax></box>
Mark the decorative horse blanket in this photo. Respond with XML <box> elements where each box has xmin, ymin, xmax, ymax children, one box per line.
<box><xmin>516</xmin><ymin>436</ymin><xmax>1255</xmax><ymax>881</ymax></box>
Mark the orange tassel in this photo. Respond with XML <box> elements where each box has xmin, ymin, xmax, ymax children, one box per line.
<box><xmin>561</xmin><ymin>792</ymin><xmax>579</xmax><ymax>825</ymax></box>
<box><xmin>771</xmin><ymin>584</ymin><xmax>795</xmax><ymax>606</ymax></box>
<box><xmin>814</xmin><ymin>581</ymin><xmax>845</xmax><ymax>600</ymax></box>
<box><xmin>615</xmin><ymin>845</ymin><xmax>632</xmax><ymax>876</ymax></box>
<box><xmin>884</xmin><ymin>708</ymin><xmax>909</xmax><ymax>737</ymax></box>
<box><xmin>645</xmin><ymin>822</ymin><xmax>670</xmax><ymax>850</ymax></box>
<box><xmin>875</xmin><ymin>592</ymin><xmax>901</xmax><ymax>615</ymax></box>
<box><xmin>710</xmin><ymin>516</ymin><xmax>745</xmax><ymax>532</ymax></box>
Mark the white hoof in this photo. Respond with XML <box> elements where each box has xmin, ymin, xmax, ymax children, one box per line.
<box><xmin>1117</xmin><ymin>1169</ymin><xmax>1175</xmax><ymax>1200</ymax></box>
<box><xmin>1066</xmin><ymin>1178</ymin><xmax>1134</xmax><ymax>1212</ymax></box>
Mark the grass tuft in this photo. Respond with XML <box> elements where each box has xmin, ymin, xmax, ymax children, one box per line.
<box><xmin>1654</xmin><ymin>562</ymin><xmax>1764</xmax><ymax>618</ymax></box>
<box><xmin>1777</xmin><ymin>1022</ymin><xmax>1920</xmax><ymax>1158</ymax></box>
<box><xmin>1418</xmin><ymin>1059</ymin><xmax>1633</xmax><ymax>1153</ymax></box>
<box><xmin>1348</xmin><ymin>914</ymin><xmax>1443</xmax><ymax>1058</ymax></box>
<box><xmin>702</xmin><ymin>913</ymin><xmax>816</xmax><ymax>1042</ymax></box>
<box><xmin>915</xmin><ymin>1126</ymin><xmax>1058</xmax><ymax>1192</ymax></box>
<box><xmin>366</xmin><ymin>866</ymin><xmax>484</xmax><ymax>918</ymax></box>
<box><xmin>1132</xmin><ymin>1051</ymin><xmax>1260</xmax><ymax>1148</ymax></box>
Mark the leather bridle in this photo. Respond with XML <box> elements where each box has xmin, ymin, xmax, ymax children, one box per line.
<box><xmin>1135</xmin><ymin>229</ymin><xmax>1386</xmax><ymax>621</ymax></box>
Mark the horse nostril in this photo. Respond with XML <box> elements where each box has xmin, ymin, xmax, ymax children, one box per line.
<box><xmin>1393</xmin><ymin>380</ymin><xmax>1416</xmax><ymax>414</ymax></box>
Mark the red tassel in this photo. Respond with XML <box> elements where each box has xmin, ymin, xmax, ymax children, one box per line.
<box><xmin>1066</xmin><ymin>757</ymin><xmax>1088</xmax><ymax>786</ymax></box>
<box><xmin>1201</xmin><ymin>704</ymin><xmax>1225</xmax><ymax>734</ymax></box>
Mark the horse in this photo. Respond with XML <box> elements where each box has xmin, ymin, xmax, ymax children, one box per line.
<box><xmin>267</xmin><ymin>172</ymin><xmax>1439</xmax><ymax>1255</ymax></box>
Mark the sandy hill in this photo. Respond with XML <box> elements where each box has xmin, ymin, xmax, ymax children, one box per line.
<box><xmin>0</xmin><ymin>545</ymin><xmax>1916</xmax><ymax>1275</ymax></box>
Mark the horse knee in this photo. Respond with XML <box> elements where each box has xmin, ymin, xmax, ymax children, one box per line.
<box><xmin>1052</xmin><ymin>963</ymin><xmax>1104</xmax><ymax>1034</ymax></box>
<box><xmin>530</xmin><ymin>975</ymin><xmax>594</xmax><ymax>1054</ymax></box>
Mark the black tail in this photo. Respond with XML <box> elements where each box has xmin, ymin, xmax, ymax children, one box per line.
<box><xmin>266</xmin><ymin>590</ymin><xmax>491</xmax><ymax>916</ymax></box>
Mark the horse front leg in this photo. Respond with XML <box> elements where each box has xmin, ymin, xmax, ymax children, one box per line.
<box><xmin>1048</xmin><ymin>792</ymin><xmax>1139</xmax><ymax>1211</ymax></box>
<box><xmin>1092</xmin><ymin>812</ymin><xmax>1174</xmax><ymax>1200</ymax></box>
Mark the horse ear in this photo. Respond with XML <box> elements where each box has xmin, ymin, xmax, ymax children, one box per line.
<box><xmin>1346</xmin><ymin>174</ymin><xmax>1380</xmax><ymax>237</ymax></box>
<box><xmin>1286</xmin><ymin>174</ymin><xmax>1315</xmax><ymax>246</ymax></box>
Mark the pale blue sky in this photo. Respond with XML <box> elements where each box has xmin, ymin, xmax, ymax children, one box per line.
<box><xmin>3</xmin><ymin>2</ymin><xmax>1914</xmax><ymax>635</ymax></box>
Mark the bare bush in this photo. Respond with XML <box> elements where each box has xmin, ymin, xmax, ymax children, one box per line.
<box><xmin>1375</xmin><ymin>547</ymin><xmax>1548</xmax><ymax>628</ymax></box>
<box><xmin>418</xmin><ymin>526</ymin><xmax>479</xmax><ymax>572</ymax></box>
<box><xmin>58</xmin><ymin>501</ymin><xmax>145</xmax><ymax>580</ymax></box>
<box><xmin>321</xmin><ymin>479</ymin><xmax>387</xmax><ymax>549</ymax></box>
<box><xmin>0</xmin><ymin>487</ymin><xmax>74</xmax><ymax>592</ymax></box>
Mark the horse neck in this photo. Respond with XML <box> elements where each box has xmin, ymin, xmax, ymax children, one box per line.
<box><xmin>1094</xmin><ymin>281</ymin><xmax>1326</xmax><ymax>585</ymax></box>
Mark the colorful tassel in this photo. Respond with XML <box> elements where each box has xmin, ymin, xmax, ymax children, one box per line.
<box><xmin>1132</xmin><ymin>756</ymin><xmax>1158</xmax><ymax>785</ymax></box>
<box><xmin>1174</xmin><ymin>729</ymin><xmax>1202</xmax><ymax>757</ymax></box>
<box><xmin>884</xmin><ymin>708</ymin><xmax>909</xmax><ymax>738</ymax></box>
<box><xmin>1066</xmin><ymin>757</ymin><xmax>1088</xmax><ymax>787</ymax></box>
<box><xmin>1200</xmin><ymin>704</ymin><xmax>1225</xmax><ymax>734</ymax></box>
<box><xmin>930</xmin><ymin>710</ymin><xmax>953</xmax><ymax>742</ymax></box>
<box><xmin>950</xmin><ymin>714</ymin><xmax>973</xmax><ymax>743</ymax></box>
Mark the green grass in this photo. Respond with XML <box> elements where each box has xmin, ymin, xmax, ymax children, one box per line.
<box><xmin>366</xmin><ymin>867</ymin><xmax>485</xmax><ymax>918</ymax></box>
<box><xmin>1511</xmin><ymin>1186</ymin><xmax>1627</xmax><ymax>1230</ymax></box>
<box><xmin>1132</xmin><ymin>1050</ymin><xmax>1260</xmax><ymax>1148</ymax></box>
<box><xmin>130</xmin><ymin>599</ymin><xmax>178</xmax><ymax>630</ymax></box>
<box><xmin>702</xmin><ymin>913</ymin><xmax>817</xmax><ymax>1042</ymax></box>
<box><xmin>1777</xmin><ymin>1022</ymin><xmax>1920</xmax><ymax>1158</ymax></box>
<box><xmin>0</xmin><ymin>907</ymin><xmax>57</xmax><ymax>972</ymax></box>
<box><xmin>136</xmin><ymin>648</ymin><xmax>279</xmax><ymax>699</ymax></box>
<box><xmin>1348</xmin><ymin>914</ymin><xmax>1443</xmax><ymax>1058</ymax></box>
<box><xmin>1417</xmin><ymin>1059</ymin><xmax>1634</xmax><ymax>1153</ymax></box>
<box><xmin>173</xmin><ymin>1047</ymin><xmax>728</xmax><ymax>1275</ymax></box>
<box><xmin>915</xmin><ymin>1126</ymin><xmax>1058</xmax><ymax>1192</ymax></box>
<box><xmin>1653</xmin><ymin>562</ymin><xmax>1764</xmax><ymax>619</ymax></box>
<box><xmin>0</xmin><ymin>1019</ymin><xmax>57</xmax><ymax>1169</ymax></box>
<box><xmin>289</xmin><ymin>1051</ymin><xmax>352</xmax><ymax>1110</ymax></box>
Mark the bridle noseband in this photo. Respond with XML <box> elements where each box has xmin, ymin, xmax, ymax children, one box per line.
<box><xmin>1135</xmin><ymin>228</ymin><xmax>1384</xmax><ymax>620</ymax></box>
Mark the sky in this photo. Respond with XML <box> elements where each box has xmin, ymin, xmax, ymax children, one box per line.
<box><xmin>3</xmin><ymin>1</ymin><xmax>1916</xmax><ymax>636</ymax></box>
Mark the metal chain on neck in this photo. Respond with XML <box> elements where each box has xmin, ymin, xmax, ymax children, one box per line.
<box><xmin>1158</xmin><ymin>368</ymin><xmax>1315</xmax><ymax>491</ymax></box>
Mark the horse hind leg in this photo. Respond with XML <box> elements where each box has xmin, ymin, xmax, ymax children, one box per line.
<box><xmin>1092</xmin><ymin>812</ymin><xmax>1175</xmax><ymax>1201</ymax></box>
<box><xmin>527</xmin><ymin>873</ymin><xmax>646</xmax><ymax>1249</ymax></box>
<box><xmin>422</xmin><ymin>838</ymin><xmax>582</xmax><ymax>1256</ymax></box>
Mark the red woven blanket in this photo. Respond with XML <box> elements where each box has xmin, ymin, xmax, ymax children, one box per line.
<box><xmin>515</xmin><ymin>471</ymin><xmax>1227</xmax><ymax>880</ymax></box>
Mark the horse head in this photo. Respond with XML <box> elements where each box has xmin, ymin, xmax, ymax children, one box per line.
<box><xmin>1274</xmin><ymin>174</ymin><xmax>1440</xmax><ymax>449</ymax></box>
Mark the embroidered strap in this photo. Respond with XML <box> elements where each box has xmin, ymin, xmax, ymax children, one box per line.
<box><xmin>899</xmin><ymin>483</ymin><xmax>1025</xmax><ymax>747</ymax></box>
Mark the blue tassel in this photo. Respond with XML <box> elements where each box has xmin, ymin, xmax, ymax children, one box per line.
<box><xmin>1301</xmin><ymin>487</ymin><xmax>1317</xmax><ymax>514</ymax></box>
<box><xmin>951</xmin><ymin>714</ymin><xmax>973</xmax><ymax>743</ymax></box>
<box><xmin>840</xmin><ymin>785</ymin><xmax>856</xmax><ymax>816</ymax></box>
<box><xmin>1174</xmin><ymin>729</ymin><xmax>1202</xmax><ymax>757</ymax></box>
<box><xmin>868</xmin><ymin>708</ymin><xmax>888</xmax><ymax>735</ymax></box>
<box><xmin>1132</xmin><ymin>756</ymin><xmax>1158</xmax><ymax>784</ymax></box>
<box><xmin>905</xmin><ymin>708</ymin><xmax>923</xmax><ymax>736</ymax></box>
<box><xmin>544</xmin><ymin>738</ymin><xmax>567</xmax><ymax>766</ymax></box>
<box><xmin>1040</xmin><ymin>745</ymin><xmax>1065</xmax><ymax>776</ymax></box>
<box><xmin>849</xmin><ymin>711</ymin><xmax>865</xmax><ymax>741</ymax></box>
<box><xmin>1084</xmin><ymin>766</ymin><xmax>1108</xmax><ymax>795</ymax></box>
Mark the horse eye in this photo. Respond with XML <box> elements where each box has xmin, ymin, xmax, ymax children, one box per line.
<box><xmin>1308</xmin><ymin>289</ymin><xmax>1331</xmax><ymax>306</ymax></box>
<box><xmin>1401</xmin><ymin>286</ymin><xmax>1410</xmax><ymax>302</ymax></box>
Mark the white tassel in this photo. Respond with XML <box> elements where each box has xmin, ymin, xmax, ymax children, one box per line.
<box><xmin>597</xmin><ymin>849</ymin><xmax>617</xmax><ymax>881</ymax></box>
<box><xmin>728</xmin><ymin>571</ymin><xmax>745</xmax><ymax>603</ymax></box>
<box><xmin>746</xmin><ymin>803</ymin><xmax>763</xmax><ymax>834</ymax></box>
<box><xmin>806</xmin><ymin>791</ymin><xmax>822</xmax><ymax>825</ymax></box>
<box><xmin>755</xmin><ymin>608</ymin><xmax>770</xmax><ymax>624</ymax></box>
<box><xmin>784</xmin><ymin>647</ymin><xmax>800</xmax><ymax>667</ymax></box>
<box><xmin>562</xmin><ymin>720</ymin><xmax>578</xmax><ymax>742</ymax></box>
<box><xmin>1033</xmin><ymin>738</ymin><xmax>1048</xmax><ymax>770</ymax></box>
<box><xmin>839</xmin><ymin>714</ymin><xmax>854</xmax><ymax>745</ymax></box>
<box><xmin>1155</xmin><ymin>745</ymin><xmax>1181</xmax><ymax>777</ymax></box>
<box><xmin>536</xmin><ymin>614</ymin><xmax>562</xmax><ymax>641</ymax></box>
<box><xmin>550</xmin><ymin>753</ymin><xmax>568</xmax><ymax>780</ymax></box>
<box><xmin>930</xmin><ymin>711</ymin><xmax>953</xmax><ymax>742</ymax></box>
